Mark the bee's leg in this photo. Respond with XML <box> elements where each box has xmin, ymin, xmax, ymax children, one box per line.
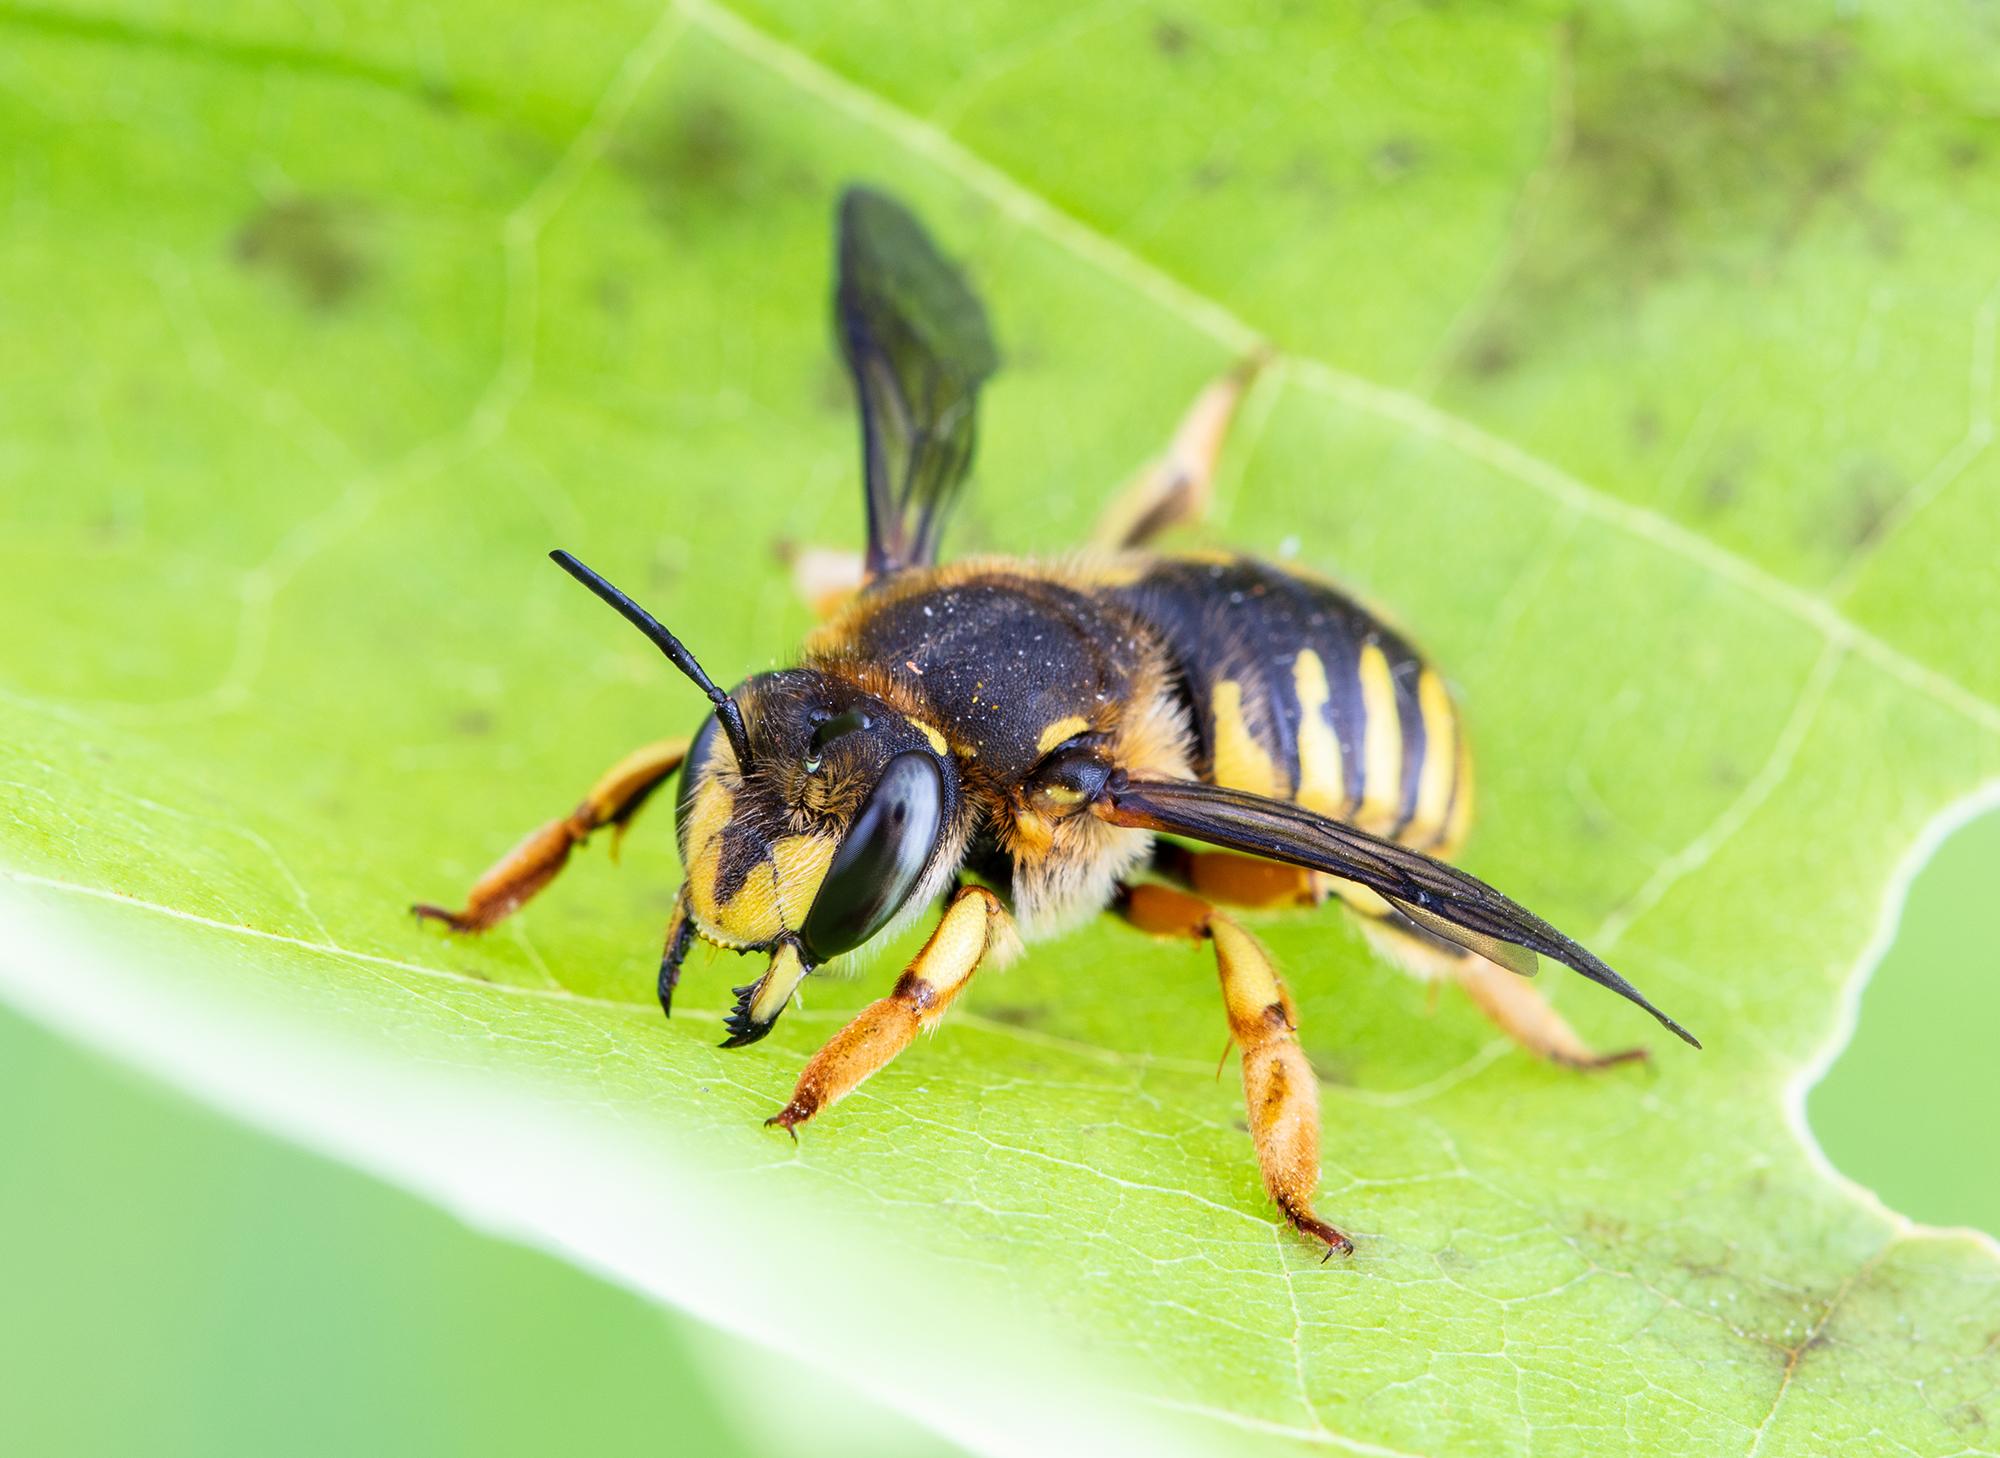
<box><xmin>656</xmin><ymin>887</ymin><xmax>696</xmax><ymax>1019</ymax></box>
<box><xmin>411</xmin><ymin>738</ymin><xmax>689</xmax><ymax>933</ymax></box>
<box><xmin>1154</xmin><ymin>850</ymin><xmax>1642</xmax><ymax>1069</ymax></box>
<box><xmin>765</xmin><ymin>886</ymin><xmax>1012</xmax><ymax>1133</ymax></box>
<box><xmin>1091</xmin><ymin>350</ymin><xmax>1271</xmax><ymax>550</ymax></box>
<box><xmin>1351</xmin><ymin>904</ymin><xmax>1645</xmax><ymax>1071</ymax></box>
<box><xmin>1117</xmin><ymin>884</ymin><xmax>1352</xmax><ymax>1257</ymax></box>
<box><xmin>1154</xmin><ymin>846</ymin><xmax>1328</xmax><ymax>908</ymax></box>
<box><xmin>778</xmin><ymin>542</ymin><xmax>866</xmax><ymax>619</ymax></box>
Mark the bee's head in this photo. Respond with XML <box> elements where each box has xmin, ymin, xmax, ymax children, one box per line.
<box><xmin>674</xmin><ymin>668</ymin><xmax>959</xmax><ymax>961</ymax></box>
<box><xmin>546</xmin><ymin>552</ymin><xmax>959</xmax><ymax>971</ymax></box>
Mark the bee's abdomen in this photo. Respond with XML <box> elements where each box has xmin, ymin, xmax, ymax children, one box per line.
<box><xmin>1107</xmin><ymin>556</ymin><xmax>1471</xmax><ymax>854</ymax></box>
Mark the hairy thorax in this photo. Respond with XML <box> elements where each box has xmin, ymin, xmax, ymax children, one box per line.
<box><xmin>804</xmin><ymin>558</ymin><xmax>1194</xmax><ymax>935</ymax></box>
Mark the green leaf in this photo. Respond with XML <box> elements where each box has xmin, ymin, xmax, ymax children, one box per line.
<box><xmin>6</xmin><ymin>2</ymin><xmax>2000</xmax><ymax>1453</ymax></box>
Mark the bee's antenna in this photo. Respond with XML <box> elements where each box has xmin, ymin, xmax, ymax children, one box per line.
<box><xmin>549</xmin><ymin>550</ymin><xmax>754</xmax><ymax>771</ymax></box>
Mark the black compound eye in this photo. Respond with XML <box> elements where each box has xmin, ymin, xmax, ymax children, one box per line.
<box><xmin>800</xmin><ymin>751</ymin><xmax>944</xmax><ymax>962</ymax></box>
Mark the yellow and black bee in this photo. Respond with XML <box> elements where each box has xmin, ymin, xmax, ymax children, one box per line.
<box><xmin>415</xmin><ymin>187</ymin><xmax>1698</xmax><ymax>1255</ymax></box>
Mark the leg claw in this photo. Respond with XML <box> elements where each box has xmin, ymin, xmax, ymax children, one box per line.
<box><xmin>1290</xmin><ymin>1211</ymin><xmax>1355</xmax><ymax>1260</ymax></box>
<box><xmin>764</xmin><ymin>1099</ymin><xmax>814</xmax><ymax>1141</ymax></box>
<box><xmin>410</xmin><ymin>903</ymin><xmax>473</xmax><ymax>933</ymax></box>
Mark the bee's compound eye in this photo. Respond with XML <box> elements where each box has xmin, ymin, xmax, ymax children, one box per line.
<box><xmin>800</xmin><ymin>751</ymin><xmax>944</xmax><ymax>962</ymax></box>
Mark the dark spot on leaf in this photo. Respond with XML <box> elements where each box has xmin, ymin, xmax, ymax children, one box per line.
<box><xmin>1564</xmin><ymin>20</ymin><xmax>1880</xmax><ymax>278</ymax></box>
<box><xmin>1192</xmin><ymin>159</ymin><xmax>1234</xmax><ymax>191</ymax></box>
<box><xmin>453</xmin><ymin>709</ymin><xmax>494</xmax><ymax>738</ymax></box>
<box><xmin>1833</xmin><ymin>454</ymin><xmax>1904</xmax><ymax>551</ymax></box>
<box><xmin>1945</xmin><ymin>136</ymin><xmax>1986</xmax><ymax>172</ymax></box>
<box><xmin>1695</xmin><ymin>436</ymin><xmax>1761</xmax><ymax>515</ymax></box>
<box><xmin>1152</xmin><ymin>18</ymin><xmax>1193</xmax><ymax>57</ymax></box>
<box><xmin>1630</xmin><ymin>407</ymin><xmax>1662</xmax><ymax>449</ymax></box>
<box><xmin>233</xmin><ymin>197</ymin><xmax>369</xmax><ymax>311</ymax></box>
<box><xmin>1580</xmin><ymin>1210</ymin><xmax>1628</xmax><ymax>1242</ymax></box>
<box><xmin>617</xmin><ymin>97</ymin><xmax>753</xmax><ymax>214</ymax></box>
<box><xmin>1709</xmin><ymin>757</ymin><xmax>1746</xmax><ymax>791</ymax></box>
<box><xmin>1450</xmin><ymin>17</ymin><xmax>1897</xmax><ymax>382</ymax></box>
<box><xmin>1465</xmin><ymin>330</ymin><xmax>1519</xmax><ymax>378</ymax></box>
<box><xmin>982</xmin><ymin>1003</ymin><xmax>1048</xmax><ymax>1027</ymax></box>
<box><xmin>1370</xmin><ymin>137</ymin><xmax>1423</xmax><ymax>180</ymax></box>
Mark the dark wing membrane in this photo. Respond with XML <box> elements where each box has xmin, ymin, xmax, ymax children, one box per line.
<box><xmin>836</xmin><ymin>186</ymin><xmax>999</xmax><ymax>577</ymax></box>
<box><xmin>1098</xmin><ymin>775</ymin><xmax>1700</xmax><ymax>1047</ymax></box>
<box><xmin>1388</xmin><ymin>897</ymin><xmax>1540</xmax><ymax>979</ymax></box>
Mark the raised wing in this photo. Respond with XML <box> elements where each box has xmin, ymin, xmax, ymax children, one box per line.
<box><xmin>835</xmin><ymin>186</ymin><xmax>999</xmax><ymax>578</ymax></box>
<box><xmin>1095</xmin><ymin>774</ymin><xmax>1700</xmax><ymax>1048</ymax></box>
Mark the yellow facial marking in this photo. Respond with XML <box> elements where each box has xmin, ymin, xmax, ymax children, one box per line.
<box><xmin>682</xmin><ymin>779</ymin><xmax>739</xmax><ymax>933</ymax></box>
<box><xmin>769</xmin><ymin>834</ymin><xmax>837</xmax><ymax>925</ymax></box>
<box><xmin>749</xmin><ymin>942</ymin><xmax>812</xmax><ymax>1025</ymax></box>
<box><xmin>1412</xmin><ymin>669</ymin><xmax>1458</xmax><ymax>845</ymax></box>
<box><xmin>1355</xmin><ymin>642</ymin><xmax>1403</xmax><ymax>834</ymax></box>
<box><xmin>1036</xmin><ymin>715</ymin><xmax>1091</xmax><ymax>756</ymax></box>
<box><xmin>689</xmin><ymin>824</ymin><xmax>837</xmax><ymax>948</ymax></box>
<box><xmin>1211</xmin><ymin>679</ymin><xmax>1285</xmax><ymax>798</ymax></box>
<box><xmin>909</xmin><ymin>717</ymin><xmax>949</xmax><ymax>755</ymax></box>
<box><xmin>1291</xmin><ymin>650</ymin><xmax>1346</xmax><ymax>818</ymax></box>
<box><xmin>681</xmin><ymin>779</ymin><xmax>735</xmax><ymax>869</ymax></box>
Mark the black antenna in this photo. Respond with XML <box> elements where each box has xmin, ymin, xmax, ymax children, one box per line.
<box><xmin>549</xmin><ymin>550</ymin><xmax>754</xmax><ymax>771</ymax></box>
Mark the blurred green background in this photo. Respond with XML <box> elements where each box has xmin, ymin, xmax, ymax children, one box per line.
<box><xmin>3</xmin><ymin>804</ymin><xmax>1991</xmax><ymax>1457</ymax></box>
<box><xmin>0</xmin><ymin>999</ymin><xmax>959</xmax><ymax>1458</ymax></box>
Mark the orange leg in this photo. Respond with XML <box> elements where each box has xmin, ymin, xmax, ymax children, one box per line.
<box><xmin>767</xmin><ymin>886</ymin><xmax>1013</xmax><ymax>1133</ymax></box>
<box><xmin>1155</xmin><ymin>846</ymin><xmax>1326</xmax><ymax>909</ymax></box>
<box><xmin>1447</xmin><ymin>952</ymin><xmax>1645</xmax><ymax>1070</ymax></box>
<box><xmin>1092</xmin><ymin>351</ymin><xmax>1271</xmax><ymax>550</ymax></box>
<box><xmin>412</xmin><ymin>738</ymin><xmax>688</xmax><ymax>933</ymax></box>
<box><xmin>1118</xmin><ymin>883</ymin><xmax>1351</xmax><ymax>1257</ymax></box>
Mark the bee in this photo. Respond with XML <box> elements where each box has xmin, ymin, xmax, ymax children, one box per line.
<box><xmin>414</xmin><ymin>187</ymin><xmax>1698</xmax><ymax>1256</ymax></box>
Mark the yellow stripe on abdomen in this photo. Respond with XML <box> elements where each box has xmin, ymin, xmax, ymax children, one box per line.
<box><xmin>1409</xmin><ymin>668</ymin><xmax>1458</xmax><ymax>846</ymax></box>
<box><xmin>1211</xmin><ymin>678</ymin><xmax>1286</xmax><ymax>797</ymax></box>
<box><xmin>1354</xmin><ymin>641</ymin><xmax>1403</xmax><ymax>834</ymax></box>
<box><xmin>1435</xmin><ymin>722</ymin><xmax>1476</xmax><ymax>856</ymax></box>
<box><xmin>1291</xmin><ymin>650</ymin><xmax>1345</xmax><ymax>818</ymax></box>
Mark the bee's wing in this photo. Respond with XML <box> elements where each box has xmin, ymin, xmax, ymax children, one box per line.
<box><xmin>1097</xmin><ymin>775</ymin><xmax>1700</xmax><ymax>1047</ymax></box>
<box><xmin>836</xmin><ymin>186</ymin><xmax>999</xmax><ymax>577</ymax></box>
